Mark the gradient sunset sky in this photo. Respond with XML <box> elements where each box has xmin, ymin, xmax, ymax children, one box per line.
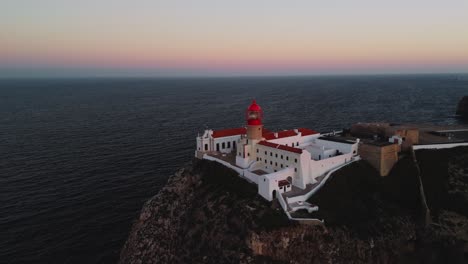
<box><xmin>1</xmin><ymin>0</ymin><xmax>468</xmax><ymax>77</ymax></box>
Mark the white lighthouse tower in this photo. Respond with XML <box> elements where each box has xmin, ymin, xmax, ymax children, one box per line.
<box><xmin>236</xmin><ymin>100</ymin><xmax>263</xmax><ymax>168</ymax></box>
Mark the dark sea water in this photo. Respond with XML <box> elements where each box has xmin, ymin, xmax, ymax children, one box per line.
<box><xmin>0</xmin><ymin>75</ymin><xmax>467</xmax><ymax>263</ymax></box>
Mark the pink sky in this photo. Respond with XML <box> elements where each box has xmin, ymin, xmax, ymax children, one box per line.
<box><xmin>1</xmin><ymin>0</ymin><xmax>468</xmax><ymax>76</ymax></box>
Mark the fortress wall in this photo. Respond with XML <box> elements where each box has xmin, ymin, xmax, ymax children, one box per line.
<box><xmin>359</xmin><ymin>143</ymin><xmax>398</xmax><ymax>176</ymax></box>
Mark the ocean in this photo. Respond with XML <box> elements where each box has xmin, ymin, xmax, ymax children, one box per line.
<box><xmin>0</xmin><ymin>75</ymin><xmax>467</xmax><ymax>263</ymax></box>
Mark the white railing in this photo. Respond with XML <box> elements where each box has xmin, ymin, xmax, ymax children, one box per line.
<box><xmin>287</xmin><ymin>157</ymin><xmax>361</xmax><ymax>204</ymax></box>
<box><xmin>277</xmin><ymin>194</ymin><xmax>324</xmax><ymax>224</ymax></box>
<box><xmin>203</xmin><ymin>154</ymin><xmax>243</xmax><ymax>174</ymax></box>
<box><xmin>413</xmin><ymin>142</ymin><xmax>468</xmax><ymax>150</ymax></box>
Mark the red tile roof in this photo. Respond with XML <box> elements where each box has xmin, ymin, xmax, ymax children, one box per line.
<box><xmin>258</xmin><ymin>141</ymin><xmax>303</xmax><ymax>154</ymax></box>
<box><xmin>277</xmin><ymin>130</ymin><xmax>298</xmax><ymax>138</ymax></box>
<box><xmin>258</xmin><ymin>141</ymin><xmax>279</xmax><ymax>148</ymax></box>
<box><xmin>212</xmin><ymin>127</ymin><xmax>246</xmax><ymax>138</ymax></box>
<box><xmin>262</xmin><ymin>132</ymin><xmax>277</xmax><ymax>140</ymax></box>
<box><xmin>278</xmin><ymin>144</ymin><xmax>303</xmax><ymax>154</ymax></box>
<box><xmin>298</xmin><ymin>128</ymin><xmax>319</xmax><ymax>136</ymax></box>
<box><xmin>278</xmin><ymin>180</ymin><xmax>290</xmax><ymax>187</ymax></box>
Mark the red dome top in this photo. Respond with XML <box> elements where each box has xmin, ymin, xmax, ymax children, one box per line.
<box><xmin>246</xmin><ymin>99</ymin><xmax>263</xmax><ymax>125</ymax></box>
<box><xmin>247</xmin><ymin>100</ymin><xmax>262</xmax><ymax>111</ymax></box>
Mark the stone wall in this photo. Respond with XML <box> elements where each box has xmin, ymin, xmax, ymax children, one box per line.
<box><xmin>359</xmin><ymin>143</ymin><xmax>399</xmax><ymax>176</ymax></box>
<box><xmin>385</xmin><ymin>127</ymin><xmax>419</xmax><ymax>151</ymax></box>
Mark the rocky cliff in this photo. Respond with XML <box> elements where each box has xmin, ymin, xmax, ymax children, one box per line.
<box><xmin>120</xmin><ymin>149</ymin><xmax>468</xmax><ymax>264</ymax></box>
<box><xmin>456</xmin><ymin>96</ymin><xmax>468</xmax><ymax>117</ymax></box>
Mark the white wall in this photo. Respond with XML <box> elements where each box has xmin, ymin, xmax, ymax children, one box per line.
<box><xmin>315</xmin><ymin>138</ymin><xmax>357</xmax><ymax>154</ymax></box>
<box><xmin>268</xmin><ymin>135</ymin><xmax>301</xmax><ymax>147</ymax></box>
<box><xmin>307</xmin><ymin>153</ymin><xmax>354</xmax><ymax>183</ymax></box>
<box><xmin>255</xmin><ymin>144</ymin><xmax>301</xmax><ymax>176</ymax></box>
<box><xmin>244</xmin><ymin>170</ymin><xmax>260</xmax><ymax>184</ymax></box>
<box><xmin>298</xmin><ymin>134</ymin><xmax>321</xmax><ymax>146</ymax></box>
<box><xmin>413</xmin><ymin>142</ymin><xmax>468</xmax><ymax>150</ymax></box>
<box><xmin>305</xmin><ymin>145</ymin><xmax>338</xmax><ymax>160</ymax></box>
<box><xmin>195</xmin><ymin>130</ymin><xmax>242</xmax><ymax>154</ymax></box>
<box><xmin>258</xmin><ymin>168</ymin><xmax>294</xmax><ymax>201</ymax></box>
<box><xmin>213</xmin><ymin>135</ymin><xmax>241</xmax><ymax>153</ymax></box>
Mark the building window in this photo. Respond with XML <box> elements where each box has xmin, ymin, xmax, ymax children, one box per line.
<box><xmin>275</xmin><ymin>162</ymin><xmax>277</xmax><ymax>166</ymax></box>
<box><xmin>265</xmin><ymin>159</ymin><xmax>267</xmax><ymax>163</ymax></box>
<box><xmin>294</xmin><ymin>168</ymin><xmax>297</xmax><ymax>172</ymax></box>
<box><xmin>257</xmin><ymin>149</ymin><xmax>259</xmax><ymax>153</ymax></box>
<box><xmin>296</xmin><ymin>142</ymin><xmax>299</xmax><ymax>146</ymax></box>
<box><xmin>274</xmin><ymin>170</ymin><xmax>277</xmax><ymax>172</ymax></box>
<box><xmin>281</xmin><ymin>155</ymin><xmax>283</xmax><ymax>159</ymax></box>
<box><xmin>222</xmin><ymin>142</ymin><xmax>225</xmax><ymax>149</ymax></box>
<box><xmin>233</xmin><ymin>141</ymin><xmax>236</xmax><ymax>148</ymax></box>
<box><xmin>256</xmin><ymin>157</ymin><xmax>259</xmax><ymax>161</ymax></box>
<box><xmin>270</xmin><ymin>152</ymin><xmax>273</xmax><ymax>156</ymax></box>
<box><xmin>295</xmin><ymin>158</ymin><xmax>297</xmax><ymax>163</ymax></box>
<box><xmin>265</xmin><ymin>151</ymin><xmax>267</xmax><ymax>155</ymax></box>
<box><xmin>239</xmin><ymin>152</ymin><xmax>241</xmax><ymax>156</ymax></box>
<box><xmin>227</xmin><ymin>142</ymin><xmax>231</xmax><ymax>148</ymax></box>
<box><xmin>247</xmin><ymin>153</ymin><xmax>250</xmax><ymax>156</ymax></box>
<box><xmin>204</xmin><ymin>144</ymin><xmax>208</xmax><ymax>151</ymax></box>
<box><xmin>270</xmin><ymin>161</ymin><xmax>272</xmax><ymax>165</ymax></box>
<box><xmin>281</xmin><ymin>164</ymin><xmax>283</xmax><ymax>168</ymax></box>
<box><xmin>275</xmin><ymin>153</ymin><xmax>278</xmax><ymax>158</ymax></box>
<box><xmin>286</xmin><ymin>156</ymin><xmax>289</xmax><ymax>161</ymax></box>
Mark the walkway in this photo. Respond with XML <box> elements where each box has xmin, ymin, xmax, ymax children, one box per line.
<box><xmin>281</xmin><ymin>157</ymin><xmax>360</xmax><ymax>212</ymax></box>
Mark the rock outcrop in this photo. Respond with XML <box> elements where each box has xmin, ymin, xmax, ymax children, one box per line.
<box><xmin>456</xmin><ymin>96</ymin><xmax>468</xmax><ymax>117</ymax></box>
<box><xmin>120</xmin><ymin>149</ymin><xmax>468</xmax><ymax>264</ymax></box>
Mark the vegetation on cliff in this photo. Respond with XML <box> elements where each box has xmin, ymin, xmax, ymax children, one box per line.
<box><xmin>120</xmin><ymin>148</ymin><xmax>468</xmax><ymax>264</ymax></box>
<box><xmin>307</xmin><ymin>158</ymin><xmax>421</xmax><ymax>232</ymax></box>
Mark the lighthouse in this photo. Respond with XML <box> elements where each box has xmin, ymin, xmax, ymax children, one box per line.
<box><xmin>246</xmin><ymin>100</ymin><xmax>263</xmax><ymax>140</ymax></box>
<box><xmin>233</xmin><ymin>100</ymin><xmax>264</xmax><ymax>168</ymax></box>
<box><xmin>195</xmin><ymin>99</ymin><xmax>360</xmax><ymax>201</ymax></box>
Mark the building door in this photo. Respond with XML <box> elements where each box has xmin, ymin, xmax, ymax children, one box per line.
<box><xmin>272</xmin><ymin>190</ymin><xmax>277</xmax><ymax>199</ymax></box>
<box><xmin>204</xmin><ymin>144</ymin><xmax>208</xmax><ymax>151</ymax></box>
<box><xmin>216</xmin><ymin>143</ymin><xmax>220</xmax><ymax>151</ymax></box>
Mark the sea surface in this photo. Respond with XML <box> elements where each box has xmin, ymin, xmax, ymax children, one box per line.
<box><xmin>1</xmin><ymin>75</ymin><xmax>467</xmax><ymax>263</ymax></box>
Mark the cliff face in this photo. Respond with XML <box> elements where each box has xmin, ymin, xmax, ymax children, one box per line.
<box><xmin>120</xmin><ymin>152</ymin><xmax>468</xmax><ymax>264</ymax></box>
<box><xmin>456</xmin><ymin>96</ymin><xmax>468</xmax><ymax>117</ymax></box>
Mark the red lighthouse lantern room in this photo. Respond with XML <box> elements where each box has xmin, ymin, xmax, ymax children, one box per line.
<box><xmin>246</xmin><ymin>100</ymin><xmax>263</xmax><ymax>125</ymax></box>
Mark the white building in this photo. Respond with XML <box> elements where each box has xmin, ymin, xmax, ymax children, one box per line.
<box><xmin>195</xmin><ymin>100</ymin><xmax>359</xmax><ymax>201</ymax></box>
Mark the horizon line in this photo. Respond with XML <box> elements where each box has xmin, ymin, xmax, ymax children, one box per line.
<box><xmin>1</xmin><ymin>72</ymin><xmax>468</xmax><ymax>80</ymax></box>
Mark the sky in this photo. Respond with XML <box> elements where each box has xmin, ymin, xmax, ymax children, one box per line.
<box><xmin>1</xmin><ymin>0</ymin><xmax>468</xmax><ymax>77</ymax></box>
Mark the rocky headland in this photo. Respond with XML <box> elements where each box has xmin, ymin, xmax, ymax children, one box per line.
<box><xmin>120</xmin><ymin>147</ymin><xmax>468</xmax><ymax>263</ymax></box>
